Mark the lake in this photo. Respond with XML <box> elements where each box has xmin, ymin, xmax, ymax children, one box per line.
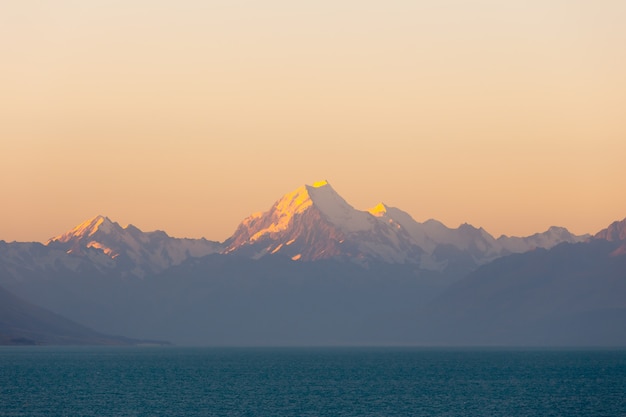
<box><xmin>1</xmin><ymin>347</ymin><xmax>625</xmax><ymax>416</ymax></box>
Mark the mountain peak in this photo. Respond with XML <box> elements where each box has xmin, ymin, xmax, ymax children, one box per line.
<box><xmin>304</xmin><ymin>182</ymin><xmax>374</xmax><ymax>232</ymax></box>
<box><xmin>312</xmin><ymin>180</ymin><xmax>329</xmax><ymax>188</ymax></box>
<box><xmin>225</xmin><ymin>181</ymin><xmax>423</xmax><ymax>263</ymax></box>
<box><xmin>45</xmin><ymin>215</ymin><xmax>222</xmax><ymax>276</ymax></box>
<box><xmin>232</xmin><ymin>181</ymin><xmax>368</xmax><ymax>245</ymax></box>
<box><xmin>47</xmin><ymin>215</ymin><xmax>117</xmax><ymax>244</ymax></box>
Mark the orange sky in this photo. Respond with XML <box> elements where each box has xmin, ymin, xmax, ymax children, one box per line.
<box><xmin>1</xmin><ymin>1</ymin><xmax>625</xmax><ymax>243</ymax></box>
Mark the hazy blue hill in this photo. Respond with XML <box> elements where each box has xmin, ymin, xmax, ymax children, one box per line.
<box><xmin>94</xmin><ymin>255</ymin><xmax>448</xmax><ymax>345</ymax></box>
<box><xmin>0</xmin><ymin>241</ymin><xmax>449</xmax><ymax>345</ymax></box>
<box><xmin>0</xmin><ymin>283</ymin><xmax>141</xmax><ymax>345</ymax></box>
<box><xmin>3</xmin><ymin>239</ymin><xmax>625</xmax><ymax>346</ymax></box>
<box><xmin>410</xmin><ymin>239</ymin><xmax>626</xmax><ymax>346</ymax></box>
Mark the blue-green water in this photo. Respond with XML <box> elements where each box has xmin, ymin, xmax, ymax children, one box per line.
<box><xmin>1</xmin><ymin>347</ymin><xmax>625</xmax><ymax>416</ymax></box>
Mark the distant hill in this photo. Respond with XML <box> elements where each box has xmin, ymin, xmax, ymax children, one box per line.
<box><xmin>406</xmin><ymin>219</ymin><xmax>626</xmax><ymax>346</ymax></box>
<box><xmin>0</xmin><ymin>283</ymin><xmax>160</xmax><ymax>346</ymax></box>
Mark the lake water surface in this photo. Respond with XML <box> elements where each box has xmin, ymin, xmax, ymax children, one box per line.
<box><xmin>1</xmin><ymin>347</ymin><xmax>625</xmax><ymax>416</ymax></box>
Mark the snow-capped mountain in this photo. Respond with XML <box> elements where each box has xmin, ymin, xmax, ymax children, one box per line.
<box><xmin>224</xmin><ymin>180</ymin><xmax>423</xmax><ymax>264</ymax></box>
<box><xmin>369</xmin><ymin>203</ymin><xmax>587</xmax><ymax>269</ymax></box>
<box><xmin>46</xmin><ymin>215</ymin><xmax>222</xmax><ymax>276</ymax></box>
<box><xmin>225</xmin><ymin>181</ymin><xmax>589</xmax><ymax>270</ymax></box>
<box><xmin>369</xmin><ymin>204</ymin><xmax>502</xmax><ymax>268</ymax></box>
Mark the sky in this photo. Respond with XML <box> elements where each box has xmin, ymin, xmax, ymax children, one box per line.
<box><xmin>1</xmin><ymin>0</ymin><xmax>625</xmax><ymax>243</ymax></box>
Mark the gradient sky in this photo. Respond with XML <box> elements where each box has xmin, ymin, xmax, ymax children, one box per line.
<box><xmin>2</xmin><ymin>0</ymin><xmax>625</xmax><ymax>243</ymax></box>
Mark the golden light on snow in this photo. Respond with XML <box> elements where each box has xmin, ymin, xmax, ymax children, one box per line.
<box><xmin>249</xmin><ymin>185</ymin><xmax>314</xmax><ymax>242</ymax></box>
<box><xmin>368</xmin><ymin>203</ymin><xmax>388</xmax><ymax>217</ymax></box>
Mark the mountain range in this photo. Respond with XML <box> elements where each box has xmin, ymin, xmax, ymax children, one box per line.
<box><xmin>10</xmin><ymin>180</ymin><xmax>587</xmax><ymax>277</ymax></box>
<box><xmin>1</xmin><ymin>181</ymin><xmax>623</xmax><ymax>346</ymax></box>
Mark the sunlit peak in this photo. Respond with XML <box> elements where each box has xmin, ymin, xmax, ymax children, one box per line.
<box><xmin>312</xmin><ymin>180</ymin><xmax>329</xmax><ymax>188</ymax></box>
<box><xmin>368</xmin><ymin>203</ymin><xmax>388</xmax><ymax>217</ymax></box>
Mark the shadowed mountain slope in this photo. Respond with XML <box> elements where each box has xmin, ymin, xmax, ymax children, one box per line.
<box><xmin>0</xmin><ymin>284</ymin><xmax>145</xmax><ymax>345</ymax></box>
<box><xmin>402</xmin><ymin>221</ymin><xmax>626</xmax><ymax>346</ymax></box>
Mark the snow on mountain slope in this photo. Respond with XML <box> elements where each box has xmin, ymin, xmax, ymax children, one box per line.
<box><xmin>369</xmin><ymin>204</ymin><xmax>438</xmax><ymax>253</ymax></box>
<box><xmin>306</xmin><ymin>180</ymin><xmax>375</xmax><ymax>232</ymax></box>
<box><xmin>46</xmin><ymin>215</ymin><xmax>223</xmax><ymax>276</ymax></box>
<box><xmin>369</xmin><ymin>204</ymin><xmax>501</xmax><ymax>265</ymax></box>
<box><xmin>368</xmin><ymin>203</ymin><xmax>587</xmax><ymax>267</ymax></box>
<box><xmin>497</xmin><ymin>226</ymin><xmax>589</xmax><ymax>253</ymax></box>
<box><xmin>225</xmin><ymin>181</ymin><xmax>422</xmax><ymax>264</ymax></box>
<box><xmin>225</xmin><ymin>181</ymin><xmax>591</xmax><ymax>269</ymax></box>
<box><xmin>0</xmin><ymin>240</ymin><xmax>114</xmax><ymax>276</ymax></box>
